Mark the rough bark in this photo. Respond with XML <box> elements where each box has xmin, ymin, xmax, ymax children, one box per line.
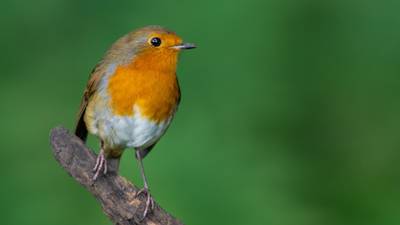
<box><xmin>50</xmin><ymin>126</ymin><xmax>183</xmax><ymax>225</ymax></box>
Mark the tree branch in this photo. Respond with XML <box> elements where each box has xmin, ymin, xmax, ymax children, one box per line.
<box><xmin>50</xmin><ymin>126</ymin><xmax>184</xmax><ymax>225</ymax></box>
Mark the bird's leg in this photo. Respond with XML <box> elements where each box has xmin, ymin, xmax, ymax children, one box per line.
<box><xmin>135</xmin><ymin>150</ymin><xmax>155</xmax><ymax>219</ymax></box>
<box><xmin>93</xmin><ymin>141</ymin><xmax>107</xmax><ymax>180</ymax></box>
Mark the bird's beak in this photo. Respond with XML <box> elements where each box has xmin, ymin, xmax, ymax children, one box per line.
<box><xmin>171</xmin><ymin>43</ymin><xmax>196</xmax><ymax>50</ymax></box>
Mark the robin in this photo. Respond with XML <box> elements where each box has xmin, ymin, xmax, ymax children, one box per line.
<box><xmin>74</xmin><ymin>25</ymin><xmax>195</xmax><ymax>218</ymax></box>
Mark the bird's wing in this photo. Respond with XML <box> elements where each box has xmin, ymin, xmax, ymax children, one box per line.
<box><xmin>74</xmin><ymin>62</ymin><xmax>106</xmax><ymax>142</ymax></box>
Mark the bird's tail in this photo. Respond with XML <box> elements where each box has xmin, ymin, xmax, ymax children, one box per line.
<box><xmin>75</xmin><ymin>109</ymin><xmax>88</xmax><ymax>142</ymax></box>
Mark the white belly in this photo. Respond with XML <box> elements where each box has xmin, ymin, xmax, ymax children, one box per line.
<box><xmin>87</xmin><ymin>105</ymin><xmax>173</xmax><ymax>150</ymax></box>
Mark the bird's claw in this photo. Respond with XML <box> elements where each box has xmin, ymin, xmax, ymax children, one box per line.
<box><xmin>136</xmin><ymin>187</ymin><xmax>155</xmax><ymax>219</ymax></box>
<box><xmin>93</xmin><ymin>149</ymin><xmax>107</xmax><ymax>180</ymax></box>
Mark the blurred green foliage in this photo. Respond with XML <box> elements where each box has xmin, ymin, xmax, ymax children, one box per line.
<box><xmin>1</xmin><ymin>0</ymin><xmax>400</xmax><ymax>225</ymax></box>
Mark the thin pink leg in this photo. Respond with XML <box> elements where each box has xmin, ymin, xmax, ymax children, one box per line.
<box><xmin>93</xmin><ymin>142</ymin><xmax>107</xmax><ymax>180</ymax></box>
<box><xmin>135</xmin><ymin>150</ymin><xmax>155</xmax><ymax>220</ymax></box>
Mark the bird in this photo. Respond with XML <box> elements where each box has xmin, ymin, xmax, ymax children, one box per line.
<box><xmin>74</xmin><ymin>25</ymin><xmax>195</xmax><ymax>218</ymax></box>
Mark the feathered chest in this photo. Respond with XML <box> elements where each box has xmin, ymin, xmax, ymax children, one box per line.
<box><xmin>106</xmin><ymin>66</ymin><xmax>180</xmax><ymax>123</ymax></box>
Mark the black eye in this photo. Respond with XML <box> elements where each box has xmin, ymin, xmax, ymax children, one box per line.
<box><xmin>150</xmin><ymin>37</ymin><xmax>161</xmax><ymax>47</ymax></box>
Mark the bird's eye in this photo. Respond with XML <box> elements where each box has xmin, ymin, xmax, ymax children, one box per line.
<box><xmin>150</xmin><ymin>37</ymin><xmax>162</xmax><ymax>47</ymax></box>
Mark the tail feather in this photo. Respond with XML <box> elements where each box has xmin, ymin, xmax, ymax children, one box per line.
<box><xmin>75</xmin><ymin>111</ymin><xmax>88</xmax><ymax>142</ymax></box>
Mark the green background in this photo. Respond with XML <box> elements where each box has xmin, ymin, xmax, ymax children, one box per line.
<box><xmin>1</xmin><ymin>0</ymin><xmax>400</xmax><ymax>225</ymax></box>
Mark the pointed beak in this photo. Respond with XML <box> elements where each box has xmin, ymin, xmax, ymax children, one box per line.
<box><xmin>172</xmin><ymin>43</ymin><xmax>196</xmax><ymax>50</ymax></box>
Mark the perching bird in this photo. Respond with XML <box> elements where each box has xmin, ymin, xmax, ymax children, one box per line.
<box><xmin>74</xmin><ymin>25</ymin><xmax>195</xmax><ymax>218</ymax></box>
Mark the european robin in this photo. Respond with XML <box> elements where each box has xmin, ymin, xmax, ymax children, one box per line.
<box><xmin>74</xmin><ymin>25</ymin><xmax>195</xmax><ymax>218</ymax></box>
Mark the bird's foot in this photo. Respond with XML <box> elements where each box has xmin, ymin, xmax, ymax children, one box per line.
<box><xmin>136</xmin><ymin>187</ymin><xmax>155</xmax><ymax>219</ymax></box>
<box><xmin>92</xmin><ymin>149</ymin><xmax>107</xmax><ymax>180</ymax></box>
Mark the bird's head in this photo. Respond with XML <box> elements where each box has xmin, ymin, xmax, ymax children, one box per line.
<box><xmin>109</xmin><ymin>26</ymin><xmax>195</xmax><ymax>73</ymax></box>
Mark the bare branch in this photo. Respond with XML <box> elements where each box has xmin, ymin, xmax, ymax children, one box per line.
<box><xmin>50</xmin><ymin>126</ymin><xmax>184</xmax><ymax>225</ymax></box>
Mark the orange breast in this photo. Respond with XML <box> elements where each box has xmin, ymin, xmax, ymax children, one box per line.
<box><xmin>107</xmin><ymin>51</ymin><xmax>180</xmax><ymax>123</ymax></box>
